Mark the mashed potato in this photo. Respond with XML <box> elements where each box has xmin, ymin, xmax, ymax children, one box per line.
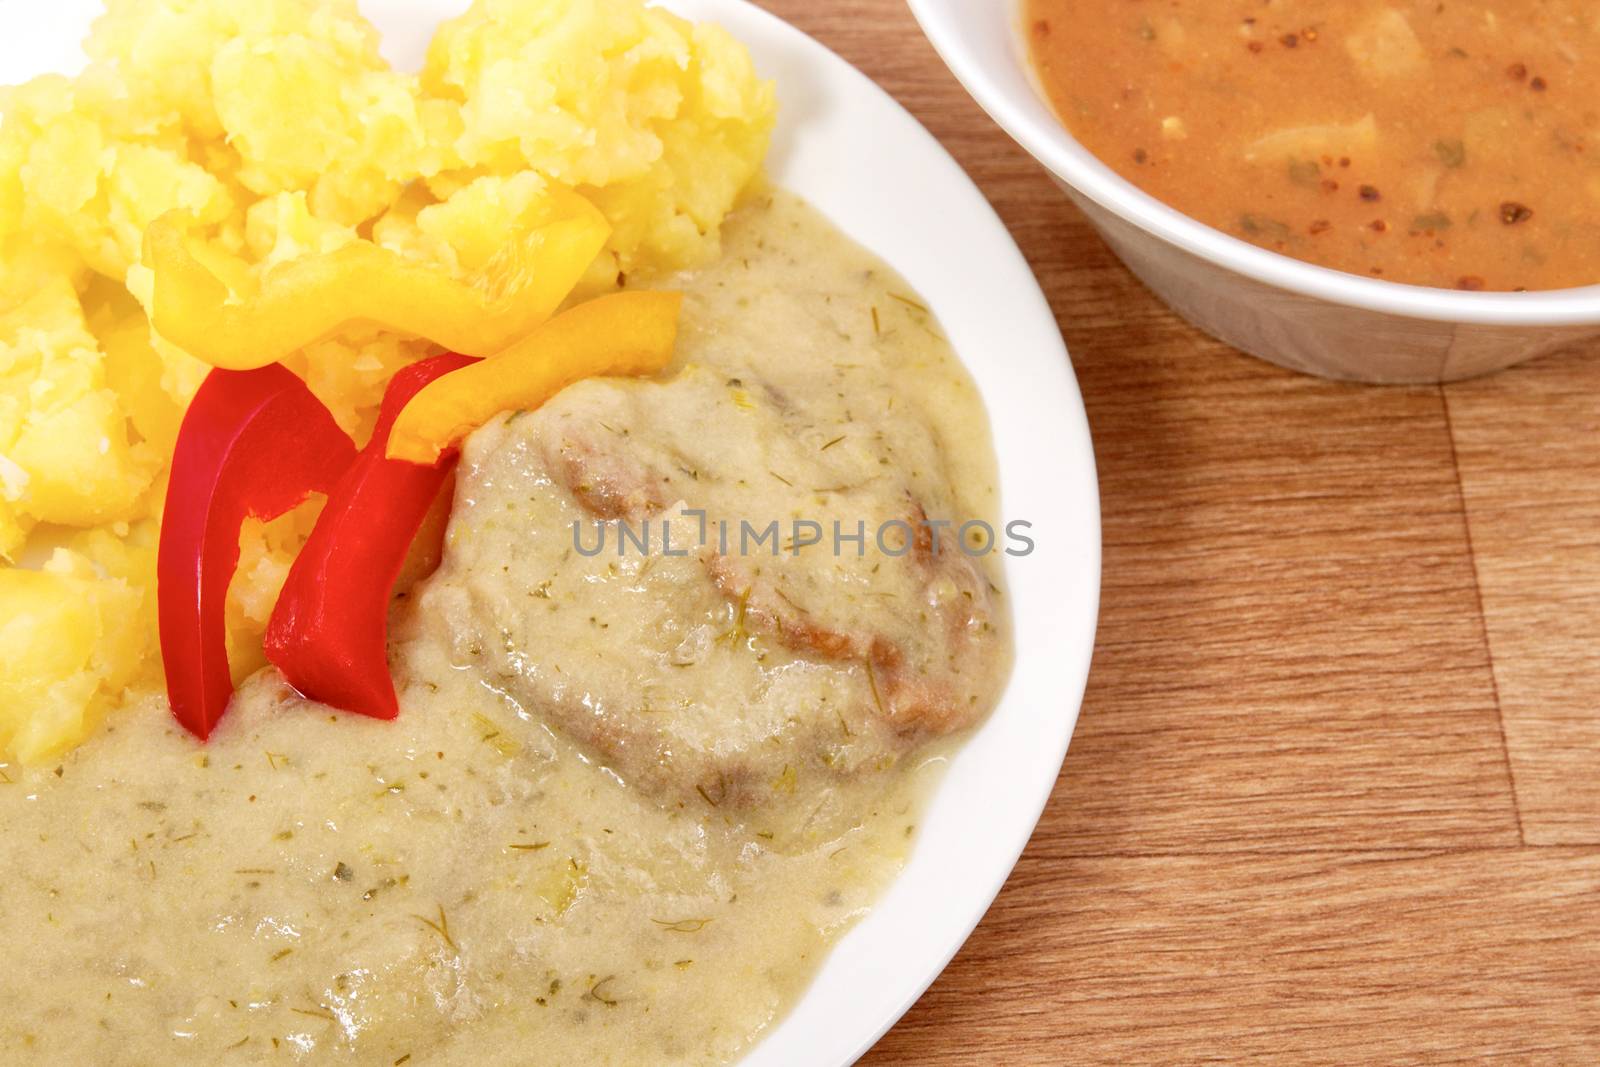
<box><xmin>0</xmin><ymin>0</ymin><xmax>775</xmax><ymax>763</ymax></box>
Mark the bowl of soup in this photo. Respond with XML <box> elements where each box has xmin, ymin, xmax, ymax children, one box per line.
<box><xmin>908</xmin><ymin>0</ymin><xmax>1600</xmax><ymax>383</ymax></box>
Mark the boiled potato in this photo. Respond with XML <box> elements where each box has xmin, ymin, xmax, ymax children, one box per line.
<box><xmin>0</xmin><ymin>546</ymin><xmax>146</xmax><ymax>763</ymax></box>
<box><xmin>1345</xmin><ymin>8</ymin><xmax>1427</xmax><ymax>81</ymax></box>
<box><xmin>1245</xmin><ymin>114</ymin><xmax>1380</xmax><ymax>165</ymax></box>
<box><xmin>0</xmin><ymin>0</ymin><xmax>775</xmax><ymax>763</ymax></box>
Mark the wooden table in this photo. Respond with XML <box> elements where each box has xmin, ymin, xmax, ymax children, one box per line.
<box><xmin>755</xmin><ymin>2</ymin><xmax>1600</xmax><ymax>1062</ymax></box>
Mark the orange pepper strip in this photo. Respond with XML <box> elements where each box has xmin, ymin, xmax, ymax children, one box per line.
<box><xmin>143</xmin><ymin>192</ymin><xmax>611</xmax><ymax>370</ymax></box>
<box><xmin>385</xmin><ymin>291</ymin><xmax>683</xmax><ymax>466</ymax></box>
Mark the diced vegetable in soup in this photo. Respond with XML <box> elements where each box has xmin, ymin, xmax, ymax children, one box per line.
<box><xmin>1026</xmin><ymin>1</ymin><xmax>1600</xmax><ymax>291</ymax></box>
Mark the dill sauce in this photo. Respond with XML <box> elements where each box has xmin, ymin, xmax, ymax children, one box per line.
<box><xmin>1028</xmin><ymin>1</ymin><xmax>1600</xmax><ymax>291</ymax></box>
<box><xmin>0</xmin><ymin>195</ymin><xmax>1005</xmax><ymax>1066</ymax></box>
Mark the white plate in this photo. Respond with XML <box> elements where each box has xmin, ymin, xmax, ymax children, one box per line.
<box><xmin>0</xmin><ymin>2</ymin><xmax>1102</xmax><ymax>1063</ymax></box>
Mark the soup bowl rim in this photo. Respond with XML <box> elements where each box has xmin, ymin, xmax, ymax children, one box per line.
<box><xmin>907</xmin><ymin>0</ymin><xmax>1600</xmax><ymax>328</ymax></box>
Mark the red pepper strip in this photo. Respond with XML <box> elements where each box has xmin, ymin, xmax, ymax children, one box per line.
<box><xmin>158</xmin><ymin>364</ymin><xmax>359</xmax><ymax>740</ymax></box>
<box><xmin>264</xmin><ymin>353</ymin><xmax>481</xmax><ymax>720</ymax></box>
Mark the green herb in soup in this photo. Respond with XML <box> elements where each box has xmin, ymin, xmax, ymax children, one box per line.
<box><xmin>1027</xmin><ymin>1</ymin><xmax>1600</xmax><ymax>291</ymax></box>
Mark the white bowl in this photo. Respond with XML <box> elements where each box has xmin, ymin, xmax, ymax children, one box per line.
<box><xmin>2</xmin><ymin>1</ymin><xmax>1101</xmax><ymax>1064</ymax></box>
<box><xmin>907</xmin><ymin>0</ymin><xmax>1600</xmax><ymax>384</ymax></box>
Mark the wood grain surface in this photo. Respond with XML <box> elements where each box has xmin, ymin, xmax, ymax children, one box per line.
<box><xmin>747</xmin><ymin>2</ymin><xmax>1600</xmax><ymax>1062</ymax></box>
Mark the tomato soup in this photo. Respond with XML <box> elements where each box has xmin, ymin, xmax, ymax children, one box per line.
<box><xmin>1026</xmin><ymin>1</ymin><xmax>1600</xmax><ymax>291</ymax></box>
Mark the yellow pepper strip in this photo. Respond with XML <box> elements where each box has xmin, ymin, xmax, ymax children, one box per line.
<box><xmin>144</xmin><ymin>192</ymin><xmax>611</xmax><ymax>370</ymax></box>
<box><xmin>386</xmin><ymin>291</ymin><xmax>683</xmax><ymax>465</ymax></box>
